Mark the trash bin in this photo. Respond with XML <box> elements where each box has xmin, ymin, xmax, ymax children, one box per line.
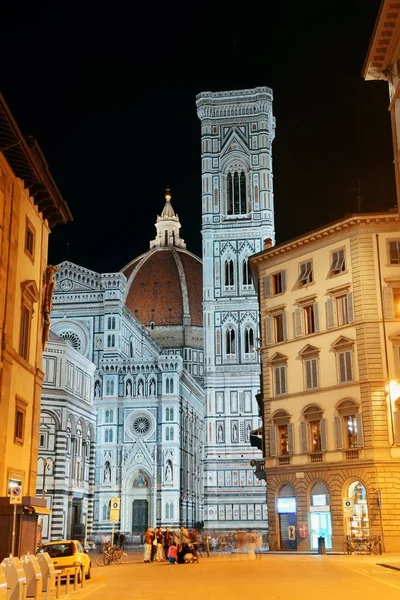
<box><xmin>1</xmin><ymin>556</ymin><xmax>27</xmax><ymax>600</ymax></box>
<box><xmin>317</xmin><ymin>536</ymin><xmax>326</xmax><ymax>555</ymax></box>
<box><xmin>36</xmin><ymin>551</ymin><xmax>56</xmax><ymax>592</ymax></box>
<box><xmin>20</xmin><ymin>553</ymin><xmax>42</xmax><ymax>598</ymax></box>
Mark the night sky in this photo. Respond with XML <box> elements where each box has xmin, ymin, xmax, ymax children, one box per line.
<box><xmin>0</xmin><ymin>0</ymin><xmax>394</xmax><ymax>274</ymax></box>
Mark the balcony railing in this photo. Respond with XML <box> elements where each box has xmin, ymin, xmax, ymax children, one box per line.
<box><xmin>278</xmin><ymin>456</ymin><xmax>290</xmax><ymax>466</ymax></box>
<box><xmin>310</xmin><ymin>452</ymin><xmax>323</xmax><ymax>463</ymax></box>
<box><xmin>345</xmin><ymin>449</ymin><xmax>359</xmax><ymax>460</ymax></box>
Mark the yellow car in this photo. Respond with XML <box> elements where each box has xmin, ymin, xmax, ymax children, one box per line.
<box><xmin>37</xmin><ymin>540</ymin><xmax>91</xmax><ymax>581</ymax></box>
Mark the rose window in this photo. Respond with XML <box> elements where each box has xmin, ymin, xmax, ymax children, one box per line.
<box><xmin>59</xmin><ymin>331</ymin><xmax>82</xmax><ymax>351</ymax></box>
<box><xmin>133</xmin><ymin>416</ymin><xmax>151</xmax><ymax>436</ymax></box>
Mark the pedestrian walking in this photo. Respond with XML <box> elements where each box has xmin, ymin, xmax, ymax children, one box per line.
<box><xmin>143</xmin><ymin>526</ymin><xmax>155</xmax><ymax>563</ymax></box>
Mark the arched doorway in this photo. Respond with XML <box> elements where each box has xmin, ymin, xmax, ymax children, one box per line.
<box><xmin>277</xmin><ymin>483</ymin><xmax>297</xmax><ymax>550</ymax></box>
<box><xmin>344</xmin><ymin>481</ymin><xmax>369</xmax><ymax>539</ymax></box>
<box><xmin>309</xmin><ymin>482</ymin><xmax>332</xmax><ymax>550</ymax></box>
<box><xmin>130</xmin><ymin>470</ymin><xmax>151</xmax><ymax>534</ymax></box>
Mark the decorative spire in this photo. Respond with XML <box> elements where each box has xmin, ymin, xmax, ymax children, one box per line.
<box><xmin>161</xmin><ymin>186</ymin><xmax>176</xmax><ymax>218</ymax></box>
<box><xmin>150</xmin><ymin>187</ymin><xmax>186</xmax><ymax>249</ymax></box>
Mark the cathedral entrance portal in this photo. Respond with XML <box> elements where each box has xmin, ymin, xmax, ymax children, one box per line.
<box><xmin>132</xmin><ymin>500</ymin><xmax>148</xmax><ymax>534</ymax></box>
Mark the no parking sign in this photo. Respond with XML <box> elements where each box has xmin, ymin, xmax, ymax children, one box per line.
<box><xmin>10</xmin><ymin>485</ymin><xmax>22</xmax><ymax>504</ymax></box>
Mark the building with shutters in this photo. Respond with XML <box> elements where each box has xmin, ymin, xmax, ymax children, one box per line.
<box><xmin>250</xmin><ymin>211</ymin><xmax>400</xmax><ymax>552</ymax></box>
<box><xmin>0</xmin><ymin>94</ymin><xmax>72</xmax><ymax>558</ymax></box>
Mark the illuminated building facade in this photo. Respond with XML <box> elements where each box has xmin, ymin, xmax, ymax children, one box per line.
<box><xmin>250</xmin><ymin>211</ymin><xmax>400</xmax><ymax>552</ymax></box>
<box><xmin>196</xmin><ymin>87</ymin><xmax>275</xmax><ymax>530</ymax></box>
<box><xmin>0</xmin><ymin>94</ymin><xmax>72</xmax><ymax>558</ymax></box>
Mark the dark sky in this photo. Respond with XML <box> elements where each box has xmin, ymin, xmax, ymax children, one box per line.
<box><xmin>0</xmin><ymin>0</ymin><xmax>394</xmax><ymax>274</ymax></box>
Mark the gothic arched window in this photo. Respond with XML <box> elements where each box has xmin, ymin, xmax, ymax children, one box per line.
<box><xmin>242</xmin><ymin>259</ymin><xmax>252</xmax><ymax>286</ymax></box>
<box><xmin>226</xmin><ymin>328</ymin><xmax>236</xmax><ymax>355</ymax></box>
<box><xmin>169</xmin><ymin>426</ymin><xmax>174</xmax><ymax>441</ymax></box>
<box><xmin>105</xmin><ymin>410</ymin><xmax>110</xmax><ymax>423</ymax></box>
<box><xmin>244</xmin><ymin>327</ymin><xmax>255</xmax><ymax>354</ymax></box>
<box><xmin>166</xmin><ymin>379</ymin><xmax>170</xmax><ymax>394</ymax></box>
<box><xmin>227</xmin><ymin>170</ymin><xmax>247</xmax><ymax>215</ymax></box>
<box><xmin>170</xmin><ymin>407</ymin><xmax>174</xmax><ymax>421</ymax></box>
<box><xmin>224</xmin><ymin>260</ymin><xmax>234</xmax><ymax>288</ymax></box>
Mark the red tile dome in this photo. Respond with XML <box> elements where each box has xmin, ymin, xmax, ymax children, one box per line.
<box><xmin>122</xmin><ymin>247</ymin><xmax>203</xmax><ymax>328</ymax></box>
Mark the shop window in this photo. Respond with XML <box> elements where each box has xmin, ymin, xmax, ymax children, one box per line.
<box><xmin>345</xmin><ymin>481</ymin><xmax>369</xmax><ymax>539</ymax></box>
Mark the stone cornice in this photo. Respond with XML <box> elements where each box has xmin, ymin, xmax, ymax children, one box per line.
<box><xmin>251</xmin><ymin>212</ymin><xmax>399</xmax><ymax>263</ymax></box>
<box><xmin>363</xmin><ymin>0</ymin><xmax>400</xmax><ymax>80</ymax></box>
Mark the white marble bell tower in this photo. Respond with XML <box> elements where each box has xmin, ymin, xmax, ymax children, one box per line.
<box><xmin>196</xmin><ymin>87</ymin><xmax>275</xmax><ymax>530</ymax></box>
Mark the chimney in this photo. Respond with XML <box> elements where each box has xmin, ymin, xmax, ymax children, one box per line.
<box><xmin>264</xmin><ymin>238</ymin><xmax>273</xmax><ymax>249</ymax></box>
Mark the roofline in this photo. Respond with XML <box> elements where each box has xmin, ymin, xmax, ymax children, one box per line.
<box><xmin>0</xmin><ymin>93</ymin><xmax>73</xmax><ymax>227</ymax></box>
<box><xmin>250</xmin><ymin>211</ymin><xmax>400</xmax><ymax>264</ymax></box>
<box><xmin>362</xmin><ymin>0</ymin><xmax>400</xmax><ymax>79</ymax></box>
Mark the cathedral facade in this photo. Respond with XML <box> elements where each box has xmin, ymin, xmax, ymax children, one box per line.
<box><xmin>38</xmin><ymin>86</ymin><xmax>276</xmax><ymax>541</ymax></box>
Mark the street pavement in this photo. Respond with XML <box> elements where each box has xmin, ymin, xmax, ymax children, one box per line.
<box><xmin>46</xmin><ymin>550</ymin><xmax>400</xmax><ymax>600</ymax></box>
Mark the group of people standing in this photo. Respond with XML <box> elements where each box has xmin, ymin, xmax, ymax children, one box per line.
<box><xmin>143</xmin><ymin>525</ymin><xmax>199</xmax><ymax>564</ymax></box>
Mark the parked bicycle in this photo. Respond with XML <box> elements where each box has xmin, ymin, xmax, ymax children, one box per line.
<box><xmin>95</xmin><ymin>543</ymin><xmax>126</xmax><ymax>566</ymax></box>
<box><xmin>342</xmin><ymin>536</ymin><xmax>381</xmax><ymax>555</ymax></box>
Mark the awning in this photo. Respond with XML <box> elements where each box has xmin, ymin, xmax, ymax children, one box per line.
<box><xmin>25</xmin><ymin>505</ymin><xmax>51</xmax><ymax>515</ymax></box>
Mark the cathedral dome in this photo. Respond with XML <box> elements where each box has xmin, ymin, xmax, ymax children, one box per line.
<box><xmin>121</xmin><ymin>190</ymin><xmax>203</xmax><ymax>348</ymax></box>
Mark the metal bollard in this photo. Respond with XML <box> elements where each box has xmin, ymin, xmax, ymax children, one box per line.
<box><xmin>317</xmin><ymin>536</ymin><xmax>326</xmax><ymax>555</ymax></box>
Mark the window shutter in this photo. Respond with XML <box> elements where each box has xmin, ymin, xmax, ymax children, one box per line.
<box><xmin>312</xmin><ymin>359</ymin><xmax>318</xmax><ymax>388</ymax></box>
<box><xmin>345</xmin><ymin>350</ymin><xmax>353</xmax><ymax>382</ymax></box>
<box><xmin>355</xmin><ymin>413</ymin><xmax>364</xmax><ymax>447</ymax></box>
<box><xmin>334</xmin><ymin>416</ymin><xmax>343</xmax><ymax>449</ymax></box>
<box><xmin>281</xmin><ymin>270</ymin><xmax>287</xmax><ymax>293</ymax></box>
<box><xmin>347</xmin><ymin>292</ymin><xmax>354</xmax><ymax>323</ymax></box>
<box><xmin>282</xmin><ymin>311</ymin><xmax>288</xmax><ymax>341</ymax></box>
<box><xmin>269</xmin><ymin>425</ymin><xmax>277</xmax><ymax>456</ymax></box>
<box><xmin>300</xmin><ymin>421</ymin><xmax>309</xmax><ymax>453</ymax></box>
<box><xmin>294</xmin><ymin>307</ymin><xmax>302</xmax><ymax>338</ymax></box>
<box><xmin>264</xmin><ymin>276</ymin><xmax>271</xmax><ymax>298</ymax></box>
<box><xmin>320</xmin><ymin>418</ymin><xmax>327</xmax><ymax>451</ymax></box>
<box><xmin>305</xmin><ymin>360</ymin><xmax>312</xmax><ymax>389</ymax></box>
<box><xmin>266</xmin><ymin>316</ymin><xmax>273</xmax><ymax>345</ymax></box>
<box><xmin>288</xmin><ymin>423</ymin><xmax>294</xmax><ymax>454</ymax></box>
<box><xmin>339</xmin><ymin>352</ymin><xmax>346</xmax><ymax>383</ymax></box>
<box><xmin>326</xmin><ymin>297</ymin><xmax>335</xmax><ymax>329</ymax></box>
<box><xmin>281</xmin><ymin>365</ymin><xmax>287</xmax><ymax>394</ymax></box>
<box><xmin>313</xmin><ymin>302</ymin><xmax>320</xmax><ymax>332</ymax></box>
<box><xmin>394</xmin><ymin>411</ymin><xmax>400</xmax><ymax>444</ymax></box>
<box><xmin>383</xmin><ymin>287</ymin><xmax>394</xmax><ymax>319</ymax></box>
